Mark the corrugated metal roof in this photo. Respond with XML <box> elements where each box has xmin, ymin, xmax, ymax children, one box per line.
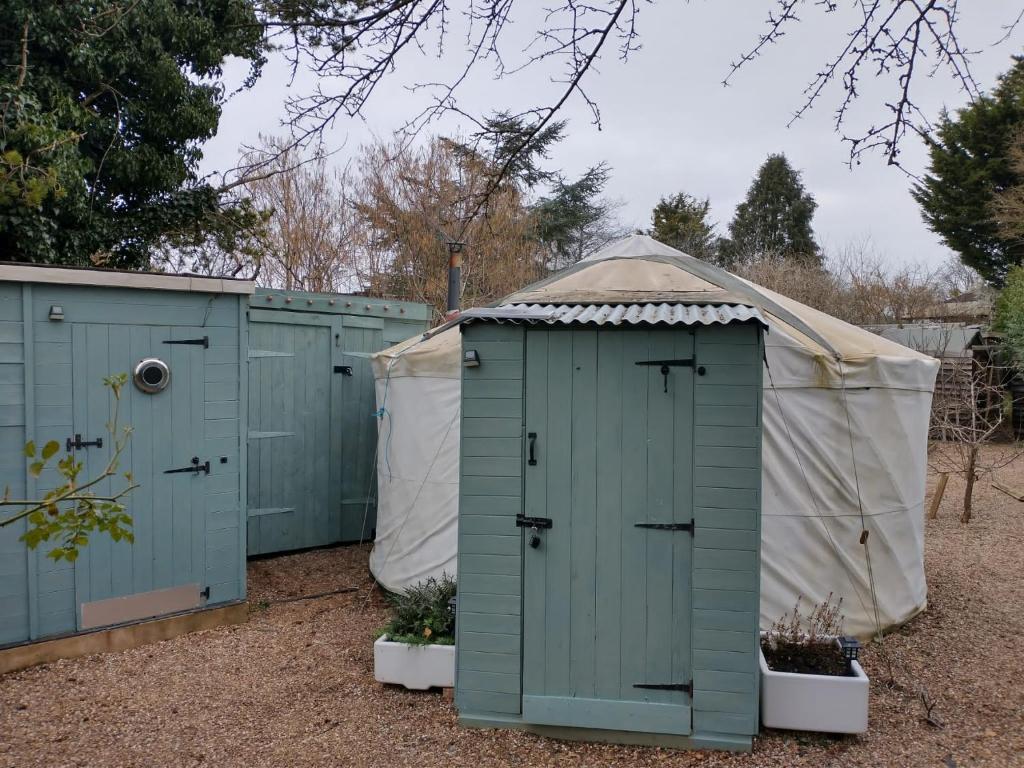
<box><xmin>460</xmin><ymin>303</ymin><xmax>768</xmax><ymax>328</ymax></box>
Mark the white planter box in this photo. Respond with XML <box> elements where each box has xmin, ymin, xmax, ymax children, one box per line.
<box><xmin>759</xmin><ymin>644</ymin><xmax>869</xmax><ymax>734</ymax></box>
<box><xmin>374</xmin><ymin>635</ymin><xmax>455</xmax><ymax>690</ymax></box>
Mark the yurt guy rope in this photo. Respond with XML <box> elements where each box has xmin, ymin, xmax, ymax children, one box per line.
<box><xmin>838</xmin><ymin>361</ymin><xmax>886</xmax><ymax>644</ymax></box>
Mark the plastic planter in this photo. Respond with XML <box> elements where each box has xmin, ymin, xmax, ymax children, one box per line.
<box><xmin>373</xmin><ymin>635</ymin><xmax>455</xmax><ymax>690</ymax></box>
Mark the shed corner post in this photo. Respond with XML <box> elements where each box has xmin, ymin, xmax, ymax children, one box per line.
<box><xmin>237</xmin><ymin>294</ymin><xmax>249</xmax><ymax>596</ymax></box>
<box><xmin>22</xmin><ymin>282</ymin><xmax>39</xmax><ymax>640</ymax></box>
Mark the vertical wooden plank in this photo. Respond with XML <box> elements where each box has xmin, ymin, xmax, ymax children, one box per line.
<box><xmin>168</xmin><ymin>327</ymin><xmax>193</xmax><ymax>586</ymax></box>
<box><xmin>150</xmin><ymin>326</ymin><xmax>174</xmax><ymax>589</ymax></box>
<box><xmin>128</xmin><ymin>325</ymin><xmax>154</xmax><ymax>594</ymax></box>
<box><xmin>619</xmin><ymin>328</ymin><xmax>649</xmax><ymax>700</ymax></box>
<box><xmin>328</xmin><ymin>317</ymin><xmax>344</xmax><ymax>544</ymax></box>
<box><xmin>70</xmin><ymin>324</ymin><xmax>92</xmax><ymax>614</ymax></box>
<box><xmin>672</xmin><ymin>331</ymin><xmax>695</xmax><ymax>690</ymax></box>
<box><xmin>189</xmin><ymin>327</ymin><xmax>205</xmax><ymax>589</ymax></box>
<box><xmin>570</xmin><ymin>329</ymin><xmax>597</xmax><ymax>698</ymax></box>
<box><xmin>522</xmin><ymin>329</ymin><xmax>548</xmax><ymax>698</ymax></box>
<box><xmin>594</xmin><ymin>330</ymin><xmax>623</xmax><ymax>700</ymax></box>
<box><xmin>22</xmin><ymin>284</ymin><xmax>38</xmax><ymax>640</ymax></box>
<box><xmin>544</xmin><ymin>329</ymin><xmax>573</xmax><ymax>697</ymax></box>
<box><xmin>107</xmin><ymin>324</ymin><xmax>133</xmax><ymax>594</ymax></box>
<box><xmin>643</xmin><ymin>329</ymin><xmax>675</xmax><ymax>702</ymax></box>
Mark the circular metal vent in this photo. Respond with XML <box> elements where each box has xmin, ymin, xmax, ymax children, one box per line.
<box><xmin>133</xmin><ymin>358</ymin><xmax>171</xmax><ymax>394</ymax></box>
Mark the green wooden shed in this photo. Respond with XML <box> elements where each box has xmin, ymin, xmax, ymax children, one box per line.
<box><xmin>0</xmin><ymin>265</ymin><xmax>251</xmax><ymax>648</ymax></box>
<box><xmin>453</xmin><ymin>302</ymin><xmax>767</xmax><ymax>751</ymax></box>
<box><xmin>245</xmin><ymin>289</ymin><xmax>429</xmax><ymax>556</ymax></box>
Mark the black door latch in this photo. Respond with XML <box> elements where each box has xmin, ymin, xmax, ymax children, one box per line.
<box><xmin>334</xmin><ymin>365</ymin><xmax>353</xmax><ymax>376</ymax></box>
<box><xmin>164</xmin><ymin>456</ymin><xmax>211</xmax><ymax>475</ymax></box>
<box><xmin>163</xmin><ymin>336</ymin><xmax>209</xmax><ymax>348</ymax></box>
<box><xmin>635</xmin><ymin>358</ymin><xmax>697</xmax><ymax>392</ymax></box>
<box><xmin>66</xmin><ymin>434</ymin><xmax>103</xmax><ymax>451</ymax></box>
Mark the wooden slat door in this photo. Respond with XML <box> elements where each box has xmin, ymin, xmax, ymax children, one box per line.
<box><xmin>246</xmin><ymin>316</ymin><xmax>337</xmax><ymax>555</ymax></box>
<box><xmin>70</xmin><ymin>324</ymin><xmax>208</xmax><ymax>625</ymax></box>
<box><xmin>522</xmin><ymin>327</ymin><xmax>694</xmax><ymax>736</ymax></box>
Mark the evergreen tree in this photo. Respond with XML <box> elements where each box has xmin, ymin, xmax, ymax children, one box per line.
<box><xmin>0</xmin><ymin>2</ymin><xmax>265</xmax><ymax>268</ymax></box>
<box><xmin>913</xmin><ymin>57</ymin><xmax>1024</xmax><ymax>287</ymax></box>
<box><xmin>725</xmin><ymin>154</ymin><xmax>819</xmax><ymax>264</ymax></box>
<box><xmin>648</xmin><ymin>192</ymin><xmax>717</xmax><ymax>260</ymax></box>
<box><xmin>532</xmin><ymin>164</ymin><xmax>624</xmax><ymax>269</ymax></box>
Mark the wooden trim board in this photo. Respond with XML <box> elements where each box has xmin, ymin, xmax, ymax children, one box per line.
<box><xmin>0</xmin><ymin>602</ymin><xmax>248</xmax><ymax>675</ymax></box>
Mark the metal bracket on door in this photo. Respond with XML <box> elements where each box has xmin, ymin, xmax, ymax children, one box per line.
<box><xmin>334</xmin><ymin>365</ymin><xmax>353</xmax><ymax>376</ymax></box>
<box><xmin>515</xmin><ymin>514</ymin><xmax>552</xmax><ymax>529</ymax></box>
<box><xmin>163</xmin><ymin>337</ymin><xmax>209</xmax><ymax>348</ymax></box>
<box><xmin>634</xmin><ymin>681</ymin><xmax>692</xmax><ymax>695</ymax></box>
<box><xmin>66</xmin><ymin>434</ymin><xmax>103</xmax><ymax>451</ymax></box>
<box><xmin>164</xmin><ymin>457</ymin><xmax>211</xmax><ymax>475</ymax></box>
<box><xmin>635</xmin><ymin>521</ymin><xmax>694</xmax><ymax>535</ymax></box>
<box><xmin>634</xmin><ymin>358</ymin><xmax>698</xmax><ymax>392</ymax></box>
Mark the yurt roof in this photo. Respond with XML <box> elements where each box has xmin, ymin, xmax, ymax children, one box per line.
<box><xmin>372</xmin><ymin>234</ymin><xmax>934</xmax><ymax>379</ymax></box>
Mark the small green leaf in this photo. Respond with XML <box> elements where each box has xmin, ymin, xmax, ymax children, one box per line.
<box><xmin>28</xmin><ymin>461</ymin><xmax>44</xmax><ymax>478</ymax></box>
<box><xmin>24</xmin><ymin>441</ymin><xmax>35</xmax><ymax>458</ymax></box>
<box><xmin>41</xmin><ymin>440</ymin><xmax>60</xmax><ymax>460</ymax></box>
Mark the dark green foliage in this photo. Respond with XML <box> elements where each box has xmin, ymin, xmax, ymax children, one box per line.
<box><xmin>466</xmin><ymin>111</ymin><xmax>569</xmax><ymax>191</ymax></box>
<box><xmin>533</xmin><ymin>164</ymin><xmax>623</xmax><ymax>268</ymax></box>
<box><xmin>994</xmin><ymin>265</ymin><xmax>1024</xmax><ymax>370</ymax></box>
<box><xmin>725</xmin><ymin>153</ymin><xmax>819</xmax><ymax>265</ymax></box>
<box><xmin>648</xmin><ymin>192</ymin><xmax>717</xmax><ymax>260</ymax></box>
<box><xmin>0</xmin><ymin>1</ymin><xmax>266</xmax><ymax>268</ymax></box>
<box><xmin>383</xmin><ymin>575</ymin><xmax>457</xmax><ymax>645</ymax></box>
<box><xmin>913</xmin><ymin>58</ymin><xmax>1024</xmax><ymax>287</ymax></box>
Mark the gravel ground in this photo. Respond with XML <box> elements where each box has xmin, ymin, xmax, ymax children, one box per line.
<box><xmin>2</xmin><ymin>446</ymin><xmax>1023</xmax><ymax>768</ymax></box>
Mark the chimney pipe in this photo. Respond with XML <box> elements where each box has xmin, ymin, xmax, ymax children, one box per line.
<box><xmin>446</xmin><ymin>241</ymin><xmax>464</xmax><ymax>315</ymax></box>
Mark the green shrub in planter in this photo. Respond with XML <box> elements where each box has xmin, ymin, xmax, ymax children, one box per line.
<box><xmin>383</xmin><ymin>575</ymin><xmax>456</xmax><ymax>645</ymax></box>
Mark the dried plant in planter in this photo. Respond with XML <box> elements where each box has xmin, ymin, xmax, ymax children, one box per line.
<box><xmin>382</xmin><ymin>575</ymin><xmax>457</xmax><ymax>645</ymax></box>
<box><xmin>761</xmin><ymin>593</ymin><xmax>849</xmax><ymax>676</ymax></box>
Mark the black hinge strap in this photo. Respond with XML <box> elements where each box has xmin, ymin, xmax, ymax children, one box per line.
<box><xmin>164</xmin><ymin>457</ymin><xmax>210</xmax><ymax>475</ymax></box>
<box><xmin>634</xmin><ymin>359</ymin><xmax>694</xmax><ymax>367</ymax></box>
<box><xmin>66</xmin><ymin>434</ymin><xmax>103</xmax><ymax>451</ymax></box>
<box><xmin>515</xmin><ymin>513</ymin><xmax>552</xmax><ymax>529</ymax></box>
<box><xmin>634</xmin><ymin>682</ymin><xmax>692</xmax><ymax>695</ymax></box>
<box><xmin>635</xmin><ymin>521</ymin><xmax>694</xmax><ymax>534</ymax></box>
<box><xmin>163</xmin><ymin>336</ymin><xmax>209</xmax><ymax>348</ymax></box>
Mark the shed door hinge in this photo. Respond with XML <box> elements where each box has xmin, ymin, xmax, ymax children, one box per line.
<box><xmin>163</xmin><ymin>336</ymin><xmax>209</xmax><ymax>349</ymax></box>
<box><xmin>634</xmin><ymin>681</ymin><xmax>692</xmax><ymax>695</ymax></box>
<box><xmin>635</xmin><ymin>521</ymin><xmax>694</xmax><ymax>535</ymax></box>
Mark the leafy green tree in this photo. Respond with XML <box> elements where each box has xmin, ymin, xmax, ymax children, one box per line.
<box><xmin>724</xmin><ymin>153</ymin><xmax>819</xmax><ymax>265</ymax></box>
<box><xmin>994</xmin><ymin>265</ymin><xmax>1024</xmax><ymax>370</ymax></box>
<box><xmin>913</xmin><ymin>58</ymin><xmax>1024</xmax><ymax>287</ymax></box>
<box><xmin>0</xmin><ymin>2</ymin><xmax>265</xmax><ymax>268</ymax></box>
<box><xmin>649</xmin><ymin>192</ymin><xmax>717</xmax><ymax>260</ymax></box>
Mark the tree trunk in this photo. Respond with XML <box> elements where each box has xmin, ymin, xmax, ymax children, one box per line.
<box><xmin>961</xmin><ymin>446</ymin><xmax>978</xmax><ymax>524</ymax></box>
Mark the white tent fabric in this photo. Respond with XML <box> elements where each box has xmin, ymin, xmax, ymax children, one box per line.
<box><xmin>370</xmin><ymin>235</ymin><xmax>939</xmax><ymax>638</ymax></box>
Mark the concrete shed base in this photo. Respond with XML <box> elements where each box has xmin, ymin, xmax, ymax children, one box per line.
<box><xmin>0</xmin><ymin>601</ymin><xmax>248</xmax><ymax>675</ymax></box>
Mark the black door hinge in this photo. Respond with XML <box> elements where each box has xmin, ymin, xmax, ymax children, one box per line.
<box><xmin>200</xmin><ymin>586</ymin><xmax>210</xmax><ymax>600</ymax></box>
<box><xmin>66</xmin><ymin>434</ymin><xmax>103</xmax><ymax>451</ymax></box>
<box><xmin>515</xmin><ymin>514</ymin><xmax>552</xmax><ymax>530</ymax></box>
<box><xmin>635</xmin><ymin>520</ymin><xmax>694</xmax><ymax>535</ymax></box>
<box><xmin>334</xmin><ymin>365</ymin><xmax>353</xmax><ymax>376</ymax></box>
<box><xmin>163</xmin><ymin>337</ymin><xmax>209</xmax><ymax>348</ymax></box>
<box><xmin>634</xmin><ymin>681</ymin><xmax>692</xmax><ymax>695</ymax></box>
<box><xmin>164</xmin><ymin>457</ymin><xmax>210</xmax><ymax>475</ymax></box>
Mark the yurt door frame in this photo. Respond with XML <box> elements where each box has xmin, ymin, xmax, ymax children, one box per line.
<box><xmin>521</xmin><ymin>326</ymin><xmax>695</xmax><ymax>736</ymax></box>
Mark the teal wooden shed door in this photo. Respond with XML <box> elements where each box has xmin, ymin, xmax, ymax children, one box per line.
<box><xmin>247</xmin><ymin>315</ymin><xmax>338</xmax><ymax>555</ymax></box>
<box><xmin>522</xmin><ymin>327</ymin><xmax>695</xmax><ymax>736</ymax></box>
<box><xmin>70</xmin><ymin>324</ymin><xmax>210</xmax><ymax>625</ymax></box>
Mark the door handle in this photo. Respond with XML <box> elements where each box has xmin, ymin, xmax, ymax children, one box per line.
<box><xmin>528</xmin><ymin>432</ymin><xmax>537</xmax><ymax>466</ymax></box>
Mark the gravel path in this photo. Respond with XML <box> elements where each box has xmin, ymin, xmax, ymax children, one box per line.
<box><xmin>1</xmin><ymin>447</ymin><xmax>1022</xmax><ymax>767</ymax></box>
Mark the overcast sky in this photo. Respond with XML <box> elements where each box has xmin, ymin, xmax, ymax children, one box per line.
<box><xmin>202</xmin><ymin>3</ymin><xmax>1023</xmax><ymax>269</ymax></box>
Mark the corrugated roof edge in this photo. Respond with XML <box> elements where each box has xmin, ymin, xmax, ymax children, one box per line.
<box><xmin>0</xmin><ymin>262</ymin><xmax>255</xmax><ymax>294</ymax></box>
<box><xmin>458</xmin><ymin>302</ymin><xmax>769</xmax><ymax>329</ymax></box>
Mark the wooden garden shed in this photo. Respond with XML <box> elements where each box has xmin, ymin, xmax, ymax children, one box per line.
<box><xmin>0</xmin><ymin>265</ymin><xmax>252</xmax><ymax>651</ymax></box>
<box><xmin>453</xmin><ymin>302</ymin><xmax>767</xmax><ymax>751</ymax></box>
<box><xmin>245</xmin><ymin>289</ymin><xmax>429</xmax><ymax>556</ymax></box>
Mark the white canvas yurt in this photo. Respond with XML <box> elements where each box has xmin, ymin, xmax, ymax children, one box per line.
<box><xmin>370</xmin><ymin>235</ymin><xmax>939</xmax><ymax>637</ymax></box>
